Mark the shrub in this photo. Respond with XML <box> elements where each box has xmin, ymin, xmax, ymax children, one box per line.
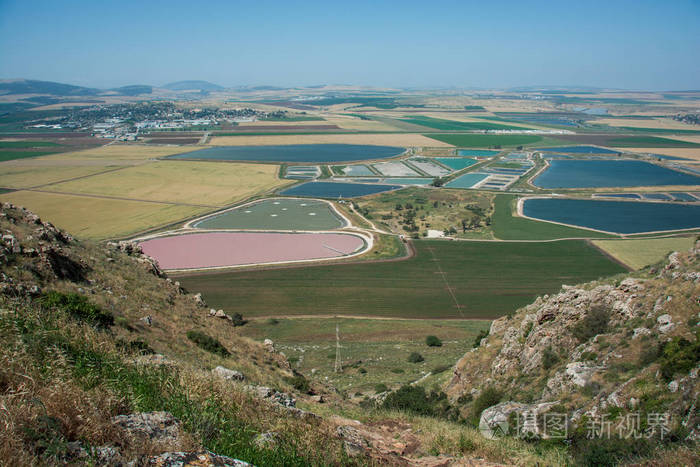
<box><xmin>431</xmin><ymin>364</ymin><xmax>451</xmax><ymax>374</ymax></box>
<box><xmin>41</xmin><ymin>291</ymin><xmax>114</xmax><ymax>328</ymax></box>
<box><xmin>186</xmin><ymin>330</ymin><xmax>230</xmax><ymax>357</ymax></box>
<box><xmin>407</xmin><ymin>352</ymin><xmax>424</xmax><ymax>363</ymax></box>
<box><xmin>116</xmin><ymin>339</ymin><xmax>154</xmax><ymax>355</ymax></box>
<box><xmin>374</xmin><ymin>383</ymin><xmax>388</xmax><ymax>393</ymax></box>
<box><xmin>542</xmin><ymin>346</ymin><xmax>559</xmax><ymax>369</ymax></box>
<box><xmin>391</xmin><ymin>368</ymin><xmax>405</xmax><ymax>374</ymax></box>
<box><xmin>358</xmin><ymin>367</ymin><xmax>367</xmax><ymax>374</ymax></box>
<box><xmin>425</xmin><ymin>335</ymin><xmax>442</xmax><ymax>347</ymax></box>
<box><xmin>266</xmin><ymin>318</ymin><xmax>279</xmax><ymax>325</ymax></box>
<box><xmin>381</xmin><ymin>385</ymin><xmax>451</xmax><ymax>417</ymax></box>
<box><xmin>658</xmin><ymin>333</ymin><xmax>700</xmax><ymax>381</ymax></box>
<box><xmin>284</xmin><ymin>374</ymin><xmax>311</xmax><ymax>394</ymax></box>
<box><xmin>231</xmin><ymin>312</ymin><xmax>247</xmax><ymax>327</ymax></box>
<box><xmin>472</xmin><ymin>329</ymin><xmax>489</xmax><ymax>348</ymax></box>
<box><xmin>471</xmin><ymin>387</ymin><xmax>501</xmax><ymax>424</ymax></box>
<box><xmin>572</xmin><ymin>306</ymin><xmax>610</xmax><ymax>343</ymax></box>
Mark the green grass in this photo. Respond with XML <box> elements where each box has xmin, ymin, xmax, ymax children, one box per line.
<box><xmin>400</xmin><ymin>116</ymin><xmax>529</xmax><ymax>131</ymax></box>
<box><xmin>605</xmin><ymin>136</ymin><xmax>700</xmax><ymax>148</ymax></box>
<box><xmin>0</xmin><ymin>141</ymin><xmax>61</xmax><ymax>148</ymax></box>
<box><xmin>178</xmin><ymin>239</ymin><xmax>625</xmax><ymax>320</ymax></box>
<box><xmin>0</xmin><ymin>150</ymin><xmax>56</xmax><ymax>162</ymax></box>
<box><xmin>424</xmin><ymin>134</ymin><xmax>543</xmax><ymax>147</ymax></box>
<box><xmin>492</xmin><ymin>195</ymin><xmax>617</xmax><ymax>240</ymax></box>
<box><xmin>239</xmin><ymin>317</ymin><xmax>490</xmax><ymax>393</ymax></box>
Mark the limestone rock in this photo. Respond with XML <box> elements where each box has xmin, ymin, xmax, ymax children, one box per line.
<box><xmin>212</xmin><ymin>366</ymin><xmax>245</xmax><ymax>381</ymax></box>
<box><xmin>147</xmin><ymin>451</ymin><xmax>251</xmax><ymax>466</ymax></box>
<box><xmin>112</xmin><ymin>411</ymin><xmax>181</xmax><ymax>444</ymax></box>
<box><xmin>657</xmin><ymin>314</ymin><xmax>674</xmax><ymax>333</ymax></box>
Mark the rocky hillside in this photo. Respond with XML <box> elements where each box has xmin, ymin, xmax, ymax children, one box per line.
<box><xmin>447</xmin><ymin>241</ymin><xmax>700</xmax><ymax>465</ymax></box>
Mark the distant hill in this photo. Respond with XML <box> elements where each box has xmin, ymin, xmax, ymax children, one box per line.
<box><xmin>0</xmin><ymin>79</ymin><xmax>100</xmax><ymax>96</ymax></box>
<box><xmin>162</xmin><ymin>80</ymin><xmax>225</xmax><ymax>92</ymax></box>
<box><xmin>111</xmin><ymin>84</ymin><xmax>153</xmax><ymax>96</ymax></box>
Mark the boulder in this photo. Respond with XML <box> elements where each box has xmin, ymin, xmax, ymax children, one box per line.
<box><xmin>657</xmin><ymin>314</ymin><xmax>674</xmax><ymax>333</ymax></box>
<box><xmin>147</xmin><ymin>451</ymin><xmax>251</xmax><ymax>466</ymax></box>
<box><xmin>565</xmin><ymin>362</ymin><xmax>602</xmax><ymax>387</ymax></box>
<box><xmin>212</xmin><ymin>366</ymin><xmax>245</xmax><ymax>381</ymax></box>
<box><xmin>111</xmin><ymin>411</ymin><xmax>181</xmax><ymax>444</ymax></box>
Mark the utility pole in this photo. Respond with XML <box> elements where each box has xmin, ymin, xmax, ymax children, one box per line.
<box><xmin>334</xmin><ymin>322</ymin><xmax>341</xmax><ymax>373</ymax></box>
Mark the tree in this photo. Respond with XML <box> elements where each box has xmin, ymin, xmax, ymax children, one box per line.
<box><xmin>431</xmin><ymin>177</ymin><xmax>445</xmax><ymax>187</ymax></box>
<box><xmin>426</xmin><ymin>335</ymin><xmax>442</xmax><ymax>347</ymax></box>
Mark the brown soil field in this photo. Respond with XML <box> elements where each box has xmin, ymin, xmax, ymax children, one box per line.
<box><xmin>217</xmin><ymin>125</ymin><xmax>341</xmax><ymax>132</ymax></box>
<box><xmin>594</xmin><ymin>118</ymin><xmax>699</xmax><ymax>131</ymax></box>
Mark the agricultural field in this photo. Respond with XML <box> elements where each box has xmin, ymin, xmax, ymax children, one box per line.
<box><xmin>37</xmin><ymin>143</ymin><xmax>194</xmax><ymax>162</ymax></box>
<box><xmin>238</xmin><ymin>317</ymin><xmax>491</xmax><ymax>394</ymax></box>
<box><xmin>424</xmin><ymin>133</ymin><xmax>545</xmax><ymax>147</ymax></box>
<box><xmin>177</xmin><ymin>239</ymin><xmax>625</xmax><ymax>320</ymax></box>
<box><xmin>400</xmin><ymin>116</ymin><xmax>530</xmax><ymax>131</ymax></box>
<box><xmin>192</xmin><ymin>198</ymin><xmax>345</xmax><ymax>231</ymax></box>
<box><xmin>209</xmin><ymin>133</ymin><xmax>452</xmax><ymax>147</ymax></box>
<box><xmin>0</xmin><ymin>190</ymin><xmax>206</xmax><ymax>240</ymax></box>
<box><xmin>0</xmin><ymin>163</ymin><xmax>121</xmax><ymax>188</ymax></box>
<box><xmin>47</xmin><ymin>161</ymin><xmax>290</xmax><ymax>206</ymax></box>
<box><xmin>592</xmin><ymin>236</ymin><xmax>697</xmax><ymax>270</ymax></box>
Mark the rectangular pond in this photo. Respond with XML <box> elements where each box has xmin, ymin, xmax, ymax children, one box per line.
<box><xmin>433</xmin><ymin>157</ymin><xmax>478</xmax><ymax>171</ymax></box>
<box><xmin>445</xmin><ymin>173</ymin><xmax>489</xmax><ymax>189</ymax></box>
<box><xmin>280</xmin><ymin>181</ymin><xmax>402</xmax><ymax>198</ymax></box>
<box><xmin>168</xmin><ymin>144</ymin><xmax>405</xmax><ymax>163</ymax></box>
<box><xmin>338</xmin><ymin>164</ymin><xmax>375</xmax><ymax>176</ymax></box>
<box><xmin>533</xmin><ymin>160</ymin><xmax>700</xmax><ymax>188</ymax></box>
<box><xmin>523</xmin><ymin>198</ymin><xmax>700</xmax><ymax>234</ymax></box>
<box><xmin>457</xmin><ymin>149</ymin><xmax>500</xmax><ymax>157</ymax></box>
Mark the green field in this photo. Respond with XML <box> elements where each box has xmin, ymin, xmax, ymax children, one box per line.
<box><xmin>423</xmin><ymin>133</ymin><xmax>543</xmax><ymax>147</ymax></box>
<box><xmin>606</xmin><ymin>136</ymin><xmax>700</xmax><ymax>148</ymax></box>
<box><xmin>0</xmin><ymin>141</ymin><xmax>61</xmax><ymax>148</ymax></box>
<box><xmin>592</xmin><ymin>236</ymin><xmax>697</xmax><ymax>270</ymax></box>
<box><xmin>400</xmin><ymin>116</ymin><xmax>529</xmax><ymax>131</ymax></box>
<box><xmin>239</xmin><ymin>317</ymin><xmax>490</xmax><ymax>393</ymax></box>
<box><xmin>0</xmin><ymin>150</ymin><xmax>57</xmax><ymax>162</ymax></box>
<box><xmin>492</xmin><ymin>195</ymin><xmax>617</xmax><ymax>240</ymax></box>
<box><xmin>193</xmin><ymin>198</ymin><xmax>344</xmax><ymax>230</ymax></box>
<box><xmin>178</xmin><ymin>239</ymin><xmax>625</xmax><ymax>319</ymax></box>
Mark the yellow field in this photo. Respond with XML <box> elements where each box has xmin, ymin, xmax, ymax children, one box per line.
<box><xmin>237</xmin><ymin>120</ymin><xmax>326</xmax><ymax>127</ymax></box>
<box><xmin>0</xmin><ymin>163</ymin><xmax>124</xmax><ymax>189</ymax></box>
<box><xmin>322</xmin><ymin>116</ymin><xmax>404</xmax><ymax>132</ymax></box>
<box><xmin>39</xmin><ymin>144</ymin><xmax>193</xmax><ymax>162</ymax></box>
<box><xmin>593</xmin><ymin>236</ymin><xmax>697</xmax><ymax>270</ymax></box>
<box><xmin>47</xmin><ymin>161</ymin><xmax>291</xmax><ymax>207</ymax></box>
<box><xmin>594</xmin><ymin>117</ymin><xmax>699</xmax><ymax>131</ymax></box>
<box><xmin>614</xmin><ymin>147</ymin><xmax>700</xmax><ymax>162</ymax></box>
<box><xmin>209</xmin><ymin>133</ymin><xmax>452</xmax><ymax>147</ymax></box>
<box><xmin>0</xmin><ymin>191</ymin><xmax>207</xmax><ymax>240</ymax></box>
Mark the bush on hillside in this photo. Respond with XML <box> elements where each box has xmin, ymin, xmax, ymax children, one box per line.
<box><xmin>470</xmin><ymin>386</ymin><xmax>502</xmax><ymax>426</ymax></box>
<box><xmin>572</xmin><ymin>305</ymin><xmax>609</xmax><ymax>343</ymax></box>
<box><xmin>542</xmin><ymin>345</ymin><xmax>559</xmax><ymax>369</ymax></box>
<box><xmin>284</xmin><ymin>373</ymin><xmax>311</xmax><ymax>394</ymax></box>
<box><xmin>425</xmin><ymin>335</ymin><xmax>442</xmax><ymax>347</ymax></box>
<box><xmin>381</xmin><ymin>384</ymin><xmax>452</xmax><ymax>417</ymax></box>
<box><xmin>473</xmin><ymin>329</ymin><xmax>489</xmax><ymax>348</ymax></box>
<box><xmin>186</xmin><ymin>330</ymin><xmax>230</xmax><ymax>357</ymax></box>
<box><xmin>41</xmin><ymin>291</ymin><xmax>114</xmax><ymax>328</ymax></box>
<box><xmin>658</xmin><ymin>333</ymin><xmax>700</xmax><ymax>382</ymax></box>
<box><xmin>408</xmin><ymin>352</ymin><xmax>424</xmax><ymax>363</ymax></box>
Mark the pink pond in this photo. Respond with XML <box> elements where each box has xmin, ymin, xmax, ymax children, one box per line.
<box><xmin>139</xmin><ymin>232</ymin><xmax>366</xmax><ymax>270</ymax></box>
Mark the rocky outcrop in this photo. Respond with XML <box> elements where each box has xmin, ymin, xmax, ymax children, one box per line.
<box><xmin>212</xmin><ymin>366</ymin><xmax>245</xmax><ymax>381</ymax></box>
<box><xmin>111</xmin><ymin>411</ymin><xmax>181</xmax><ymax>445</ymax></box>
<box><xmin>147</xmin><ymin>451</ymin><xmax>251</xmax><ymax>466</ymax></box>
<box><xmin>448</xmin><ymin>242</ymin><xmax>700</xmax><ymax>439</ymax></box>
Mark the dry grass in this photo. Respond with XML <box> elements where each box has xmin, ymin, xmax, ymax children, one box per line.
<box><xmin>47</xmin><ymin>161</ymin><xmax>291</xmax><ymax>207</ymax></box>
<box><xmin>237</xmin><ymin>120</ymin><xmax>326</xmax><ymax>127</ymax></box>
<box><xmin>322</xmin><ymin>116</ymin><xmax>404</xmax><ymax>132</ymax></box>
<box><xmin>0</xmin><ymin>191</ymin><xmax>207</xmax><ymax>240</ymax></box>
<box><xmin>0</xmin><ymin>164</ymin><xmax>125</xmax><ymax>189</ymax></box>
<box><xmin>39</xmin><ymin>144</ymin><xmax>194</xmax><ymax>162</ymax></box>
<box><xmin>209</xmin><ymin>133</ymin><xmax>452</xmax><ymax>147</ymax></box>
<box><xmin>592</xmin><ymin>236</ymin><xmax>697</xmax><ymax>270</ymax></box>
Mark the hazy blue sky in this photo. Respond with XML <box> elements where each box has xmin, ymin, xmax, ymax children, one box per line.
<box><xmin>1</xmin><ymin>0</ymin><xmax>698</xmax><ymax>90</ymax></box>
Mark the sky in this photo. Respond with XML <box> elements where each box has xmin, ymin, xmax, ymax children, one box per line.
<box><xmin>1</xmin><ymin>0</ymin><xmax>699</xmax><ymax>90</ymax></box>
